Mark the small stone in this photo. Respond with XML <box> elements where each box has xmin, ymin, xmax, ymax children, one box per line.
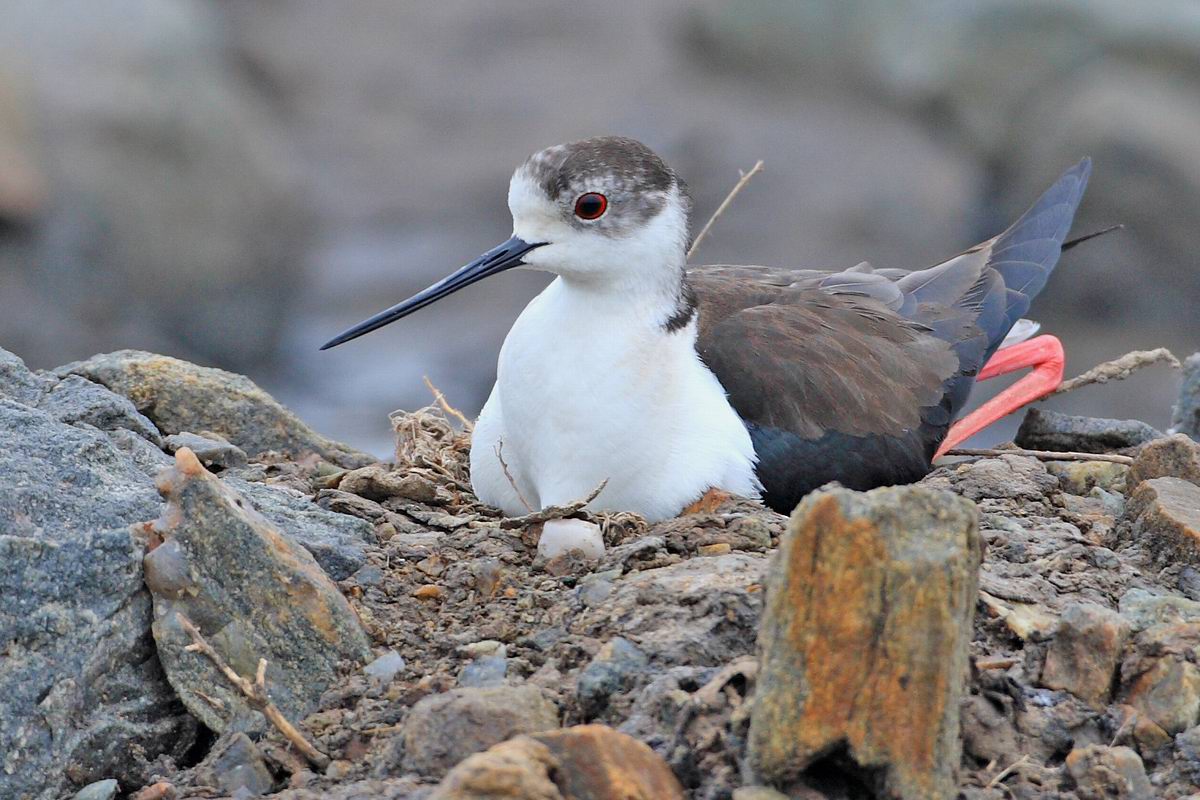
<box><xmin>1175</xmin><ymin>724</ymin><xmax>1200</xmax><ymax>782</ymax></box>
<box><xmin>1127</xmin><ymin>433</ymin><xmax>1200</xmax><ymax>490</ymax></box>
<box><xmin>1017</xmin><ymin>407</ymin><xmax>1163</xmax><ymax>453</ymax></box>
<box><xmin>458</xmin><ymin>653</ymin><xmax>508</xmax><ymax>688</ymax></box>
<box><xmin>577</xmin><ymin>637</ymin><xmax>649</xmax><ymax>717</ymax></box>
<box><xmin>538</xmin><ymin>519</ymin><xmax>605</xmax><ymax>561</ymax></box>
<box><xmin>211</xmin><ymin>733</ymin><xmax>274</xmax><ymax>797</ymax></box>
<box><xmin>1171</xmin><ymin>352</ymin><xmax>1200</xmax><ymax>439</ymax></box>
<box><xmin>323</xmin><ymin>760</ymin><xmax>354</xmax><ymax>780</ymax></box>
<box><xmin>1064</xmin><ymin>744</ymin><xmax>1153</xmax><ymax>800</ymax></box>
<box><xmin>73</xmin><ymin>779</ymin><xmax>120</xmax><ymax>800</ymax></box>
<box><xmin>338</xmin><ymin>463</ymin><xmax>438</xmax><ymax>503</ymax></box>
<box><xmin>364</xmin><ymin>650</ymin><xmax>406</xmax><ymax>684</ymax></box>
<box><xmin>163</xmin><ymin>431</ymin><xmax>247</xmax><ymax>469</ymax></box>
<box><xmin>1120</xmin><ymin>623</ymin><xmax>1200</xmax><ymax>734</ymax></box>
<box><xmin>747</xmin><ymin>486</ymin><xmax>980</xmax><ymax>799</ymax></box>
<box><xmin>414</xmin><ymin>584</ymin><xmax>443</xmax><ymax>600</ymax></box>
<box><xmin>401</xmin><ymin>685</ymin><xmax>560</xmax><ymax>776</ymax></box>
<box><xmin>1046</xmin><ymin>459</ymin><xmax>1129</xmax><ymax>495</ymax></box>
<box><xmin>1123</xmin><ymin>477</ymin><xmax>1200</xmax><ymax>566</ymax></box>
<box><xmin>732</xmin><ymin>789</ymin><xmax>792</xmax><ymax>800</ymax></box>
<box><xmin>430</xmin><ymin>724</ymin><xmax>684</xmax><ymax>800</ymax></box>
<box><xmin>698</xmin><ymin>542</ymin><xmax>732</xmax><ymax>556</ymax></box>
<box><xmin>40</xmin><ymin>374</ymin><xmax>163</xmax><ymax>445</ymax></box>
<box><xmin>1040</xmin><ymin>602</ymin><xmax>1131</xmax><ymax>707</ymax></box>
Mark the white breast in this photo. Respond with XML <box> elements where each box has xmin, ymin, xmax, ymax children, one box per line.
<box><xmin>469</xmin><ymin>277</ymin><xmax>760</xmax><ymax>522</ymax></box>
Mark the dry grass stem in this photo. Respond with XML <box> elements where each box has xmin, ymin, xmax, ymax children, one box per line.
<box><xmin>1052</xmin><ymin>348</ymin><xmax>1180</xmax><ymax>396</ymax></box>
<box><xmin>178</xmin><ymin>614</ymin><xmax>330</xmax><ymax>770</ymax></box>
<box><xmin>494</xmin><ymin>438</ymin><xmax>534</xmax><ymax>513</ymax></box>
<box><xmin>423</xmin><ymin>375</ymin><xmax>474</xmax><ymax>431</ymax></box>
<box><xmin>498</xmin><ymin>479</ymin><xmax>609</xmax><ymax>529</ymax></box>
<box><xmin>389</xmin><ymin>406</ymin><xmax>474</xmax><ymax>494</ymax></box>
<box><xmin>986</xmin><ymin>754</ymin><xmax>1030</xmax><ymax>789</ymax></box>
<box><xmin>944</xmin><ymin>447</ymin><xmax>1132</xmax><ymax>465</ymax></box>
<box><xmin>687</xmin><ymin>159</ymin><xmax>764</xmax><ymax>260</ymax></box>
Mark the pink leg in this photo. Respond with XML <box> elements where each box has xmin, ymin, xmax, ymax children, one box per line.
<box><xmin>934</xmin><ymin>335</ymin><xmax>1065</xmax><ymax>460</ymax></box>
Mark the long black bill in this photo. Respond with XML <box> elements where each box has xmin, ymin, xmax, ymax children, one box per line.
<box><xmin>320</xmin><ymin>235</ymin><xmax>544</xmax><ymax>350</ymax></box>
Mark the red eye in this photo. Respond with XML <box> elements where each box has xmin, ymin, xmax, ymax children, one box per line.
<box><xmin>574</xmin><ymin>192</ymin><xmax>608</xmax><ymax>220</ymax></box>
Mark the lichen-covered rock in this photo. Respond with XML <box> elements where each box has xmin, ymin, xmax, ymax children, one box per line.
<box><xmin>1122</xmin><ymin>477</ymin><xmax>1200</xmax><ymax>566</ymax></box>
<box><xmin>430</xmin><ymin>725</ymin><xmax>684</xmax><ymax>800</ymax></box>
<box><xmin>1017</xmin><ymin>408</ymin><xmax>1163</xmax><ymax>453</ymax></box>
<box><xmin>1045</xmin><ymin>459</ymin><xmax>1128</xmax><ymax>495</ymax></box>
<box><xmin>401</xmin><ymin>685</ymin><xmax>561</xmax><ymax>777</ymax></box>
<box><xmin>0</xmin><ymin>352</ymin><xmax>195</xmax><ymax>800</ymax></box>
<box><xmin>1127</xmin><ymin>433</ymin><xmax>1200</xmax><ymax>490</ymax></box>
<box><xmin>144</xmin><ymin>448</ymin><xmax>372</xmax><ymax>734</ymax></box>
<box><xmin>1040</xmin><ymin>602</ymin><xmax>1130</xmax><ymax>707</ymax></box>
<box><xmin>59</xmin><ymin>350</ymin><xmax>372</xmax><ymax>467</ymax></box>
<box><xmin>747</xmin><ymin>486</ymin><xmax>981</xmax><ymax>800</ymax></box>
<box><xmin>1065</xmin><ymin>744</ymin><xmax>1153</xmax><ymax>799</ymax></box>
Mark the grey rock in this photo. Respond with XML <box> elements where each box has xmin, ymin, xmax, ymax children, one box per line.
<box><xmin>1017</xmin><ymin>408</ymin><xmax>1163</xmax><ymax>454</ymax></box>
<box><xmin>364</xmin><ymin>650</ymin><xmax>407</xmax><ymax>685</ymax></box>
<box><xmin>1040</xmin><ymin>602</ymin><xmax>1130</xmax><ymax>707</ymax></box>
<box><xmin>144</xmin><ymin>449</ymin><xmax>372</xmax><ymax>735</ymax></box>
<box><xmin>401</xmin><ymin>685</ymin><xmax>560</xmax><ymax>777</ymax></box>
<box><xmin>40</xmin><ymin>374</ymin><xmax>163</xmax><ymax>445</ymax></box>
<box><xmin>1065</xmin><ymin>744</ymin><xmax>1153</xmax><ymax>800</ymax></box>
<box><xmin>458</xmin><ymin>652</ymin><xmax>509</xmax><ymax>688</ymax></box>
<box><xmin>1127</xmin><ymin>433</ymin><xmax>1200</xmax><ymax>491</ymax></box>
<box><xmin>1176</xmin><ymin>724</ymin><xmax>1200</xmax><ymax>783</ymax></box>
<box><xmin>224</xmin><ymin>477</ymin><xmax>373</xmax><ymax>581</ymax></box>
<box><xmin>925</xmin><ymin>453</ymin><xmax>1059</xmax><ymax>502</ymax></box>
<box><xmin>72</xmin><ymin>779</ymin><xmax>119</xmax><ymax>800</ymax></box>
<box><xmin>211</xmin><ymin>733</ymin><xmax>275</xmax><ymax>797</ymax></box>
<box><xmin>577</xmin><ymin>637</ymin><xmax>650</xmax><ymax>717</ymax></box>
<box><xmin>1119</xmin><ymin>588</ymin><xmax>1200</xmax><ymax>633</ymax></box>
<box><xmin>165</xmin><ymin>432</ymin><xmax>248</xmax><ymax>469</ymax></box>
<box><xmin>1122</xmin><ymin>477</ymin><xmax>1200</xmax><ymax>567</ymax></box>
<box><xmin>59</xmin><ymin>350</ymin><xmax>373</xmax><ymax>467</ymax></box>
<box><xmin>1173</xmin><ymin>353</ymin><xmax>1200</xmax><ymax>439</ymax></box>
<box><xmin>0</xmin><ymin>347</ymin><xmax>48</xmax><ymax>404</ymax></box>
<box><xmin>107</xmin><ymin>427</ymin><xmax>176</xmax><ymax>477</ymax></box>
<box><xmin>0</xmin><ymin>382</ymin><xmax>195</xmax><ymax>799</ymax></box>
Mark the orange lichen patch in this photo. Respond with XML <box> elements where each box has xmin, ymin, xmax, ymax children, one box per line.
<box><xmin>414</xmin><ymin>584</ymin><xmax>443</xmax><ymax>600</ymax></box>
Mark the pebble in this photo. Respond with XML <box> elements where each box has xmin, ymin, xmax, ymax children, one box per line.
<box><xmin>414</xmin><ymin>584</ymin><xmax>443</xmax><ymax>600</ymax></box>
<box><xmin>577</xmin><ymin>637</ymin><xmax>649</xmax><ymax>716</ymax></box>
<box><xmin>1065</xmin><ymin>744</ymin><xmax>1153</xmax><ymax>799</ymax></box>
<box><xmin>1040</xmin><ymin>602</ymin><xmax>1130</xmax><ymax>707</ymax></box>
<box><xmin>72</xmin><ymin>779</ymin><xmax>119</xmax><ymax>800</ymax></box>
<box><xmin>1127</xmin><ymin>433</ymin><xmax>1200</xmax><ymax>490</ymax></box>
<box><xmin>163</xmin><ymin>431</ymin><xmax>248</xmax><ymax>469</ymax></box>
<box><xmin>538</xmin><ymin>518</ymin><xmax>605</xmax><ymax>561</ymax></box>
<box><xmin>1017</xmin><ymin>407</ymin><xmax>1163</xmax><ymax>453</ymax></box>
<box><xmin>363</xmin><ymin>650</ymin><xmax>407</xmax><ymax>684</ymax></box>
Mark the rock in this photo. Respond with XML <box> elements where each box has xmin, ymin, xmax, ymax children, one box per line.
<box><xmin>458</xmin><ymin>651</ymin><xmax>509</xmax><ymax>688</ymax></box>
<box><xmin>402</xmin><ymin>685</ymin><xmax>561</xmax><ymax>777</ymax></box>
<box><xmin>59</xmin><ymin>350</ymin><xmax>372</xmax><ymax>467</ymax></box>
<box><xmin>1172</xmin><ymin>353</ymin><xmax>1200</xmax><ymax>439</ymax></box>
<box><xmin>1122</xmin><ymin>477</ymin><xmax>1200</xmax><ymax>566</ymax></box>
<box><xmin>1120</xmin><ymin>623</ymin><xmax>1200</xmax><ymax>735</ymax></box>
<box><xmin>732</xmin><ymin>789</ymin><xmax>792</xmax><ymax>800</ymax></box>
<box><xmin>577</xmin><ymin>553</ymin><xmax>766</xmax><ymax>668</ymax></box>
<box><xmin>1176</xmin><ymin>724</ymin><xmax>1200</xmax><ymax>783</ymax></box>
<box><xmin>1127</xmin><ymin>433</ymin><xmax>1200</xmax><ymax>490</ymax></box>
<box><xmin>40</xmin><ymin>374</ymin><xmax>163</xmax><ymax>445</ymax></box>
<box><xmin>430</xmin><ymin>724</ymin><xmax>684</xmax><ymax>800</ymax></box>
<box><xmin>337</xmin><ymin>463</ymin><xmax>437</xmax><ymax>503</ymax></box>
<box><xmin>164</xmin><ymin>431</ymin><xmax>248</xmax><ymax>469</ymax></box>
<box><xmin>747</xmin><ymin>486</ymin><xmax>981</xmax><ymax>799</ymax></box>
<box><xmin>363</xmin><ymin>651</ymin><xmax>406</xmax><ymax>685</ymax></box>
<box><xmin>0</xmin><ymin>364</ymin><xmax>197</xmax><ymax>800</ymax></box>
<box><xmin>223</xmin><ymin>477</ymin><xmax>373</xmax><ymax>581</ymax></box>
<box><xmin>207</xmin><ymin>733</ymin><xmax>275</xmax><ymax>797</ymax></box>
<box><xmin>1040</xmin><ymin>602</ymin><xmax>1130</xmax><ymax>707</ymax></box>
<box><xmin>538</xmin><ymin>519</ymin><xmax>606</xmax><ymax>561</ymax></box>
<box><xmin>144</xmin><ymin>448</ymin><xmax>372</xmax><ymax>734</ymax></box>
<box><xmin>1017</xmin><ymin>408</ymin><xmax>1163</xmax><ymax>453</ymax></box>
<box><xmin>1118</xmin><ymin>588</ymin><xmax>1200</xmax><ymax>632</ymax></box>
<box><xmin>72</xmin><ymin>779</ymin><xmax>120</xmax><ymax>800</ymax></box>
<box><xmin>0</xmin><ymin>347</ymin><xmax>49</xmax><ymax>404</ymax></box>
<box><xmin>924</xmin><ymin>453</ymin><xmax>1059</xmax><ymax>502</ymax></box>
<box><xmin>1064</xmin><ymin>744</ymin><xmax>1153</xmax><ymax>800</ymax></box>
<box><xmin>577</xmin><ymin>637</ymin><xmax>650</xmax><ymax>718</ymax></box>
<box><xmin>1045</xmin><ymin>460</ymin><xmax>1128</xmax><ymax>495</ymax></box>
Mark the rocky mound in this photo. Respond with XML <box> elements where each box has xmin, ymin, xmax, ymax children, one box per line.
<box><xmin>2</xmin><ymin>346</ymin><xmax>1199</xmax><ymax>800</ymax></box>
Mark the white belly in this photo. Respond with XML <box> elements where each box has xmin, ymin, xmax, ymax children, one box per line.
<box><xmin>469</xmin><ymin>278</ymin><xmax>760</xmax><ymax>522</ymax></box>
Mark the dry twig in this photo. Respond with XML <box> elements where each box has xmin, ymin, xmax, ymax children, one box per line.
<box><xmin>498</xmin><ymin>479</ymin><xmax>609</xmax><ymax>529</ymax></box>
<box><xmin>687</xmin><ymin>160</ymin><xmax>764</xmax><ymax>260</ymax></box>
<box><xmin>178</xmin><ymin>615</ymin><xmax>330</xmax><ymax>770</ymax></box>
<box><xmin>423</xmin><ymin>375</ymin><xmax>474</xmax><ymax>431</ymax></box>
<box><xmin>1052</xmin><ymin>348</ymin><xmax>1180</xmax><ymax>396</ymax></box>
<box><xmin>944</xmin><ymin>447</ymin><xmax>1132</xmax><ymax>465</ymax></box>
<box><xmin>986</xmin><ymin>754</ymin><xmax>1030</xmax><ymax>789</ymax></box>
<box><xmin>494</xmin><ymin>438</ymin><xmax>534</xmax><ymax>513</ymax></box>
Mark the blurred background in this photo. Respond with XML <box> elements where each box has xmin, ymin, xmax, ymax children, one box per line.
<box><xmin>1</xmin><ymin>0</ymin><xmax>1195</xmax><ymax>456</ymax></box>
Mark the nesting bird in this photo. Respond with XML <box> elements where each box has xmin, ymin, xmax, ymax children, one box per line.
<box><xmin>323</xmin><ymin>137</ymin><xmax>1090</xmax><ymax>521</ymax></box>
